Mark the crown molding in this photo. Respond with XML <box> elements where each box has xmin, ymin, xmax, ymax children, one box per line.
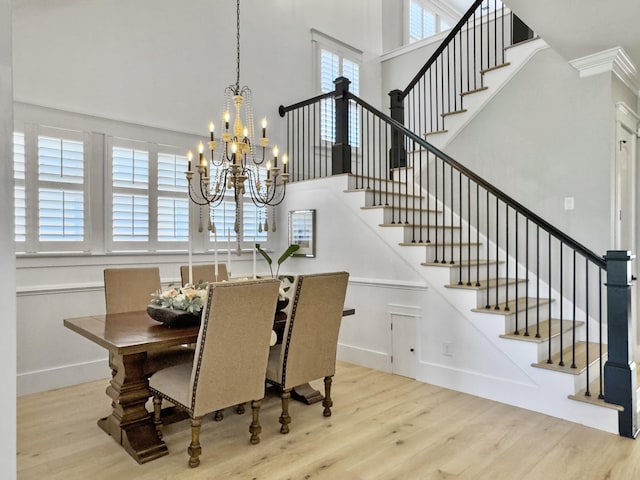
<box><xmin>569</xmin><ymin>46</ymin><xmax>639</xmax><ymax>94</ymax></box>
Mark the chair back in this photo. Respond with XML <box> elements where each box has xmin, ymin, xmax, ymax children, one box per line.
<box><xmin>189</xmin><ymin>278</ymin><xmax>280</xmax><ymax>416</ymax></box>
<box><xmin>279</xmin><ymin>271</ymin><xmax>349</xmax><ymax>389</ymax></box>
<box><xmin>104</xmin><ymin>267</ymin><xmax>161</xmax><ymax>314</ymax></box>
<box><xmin>180</xmin><ymin>264</ymin><xmax>229</xmax><ymax>286</ymax></box>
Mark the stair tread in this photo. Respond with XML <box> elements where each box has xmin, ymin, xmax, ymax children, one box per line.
<box><xmin>480</xmin><ymin>62</ymin><xmax>511</xmax><ymax>74</ymax></box>
<box><xmin>532</xmin><ymin>341</ymin><xmax>607</xmax><ymax>375</ymax></box>
<box><xmin>347</xmin><ymin>173</ymin><xmax>404</xmax><ymax>186</ymax></box>
<box><xmin>446</xmin><ymin>277</ymin><xmax>527</xmax><ymax>290</ymax></box>
<box><xmin>471</xmin><ymin>297</ymin><xmax>552</xmax><ymax>315</ymax></box>
<box><xmin>460</xmin><ymin>86</ymin><xmax>489</xmax><ymax>97</ymax></box>
<box><xmin>399</xmin><ymin>241</ymin><xmax>481</xmax><ymax>247</ymax></box>
<box><xmin>422</xmin><ymin>130</ymin><xmax>448</xmax><ymax>137</ymax></box>
<box><xmin>361</xmin><ymin>205</ymin><xmax>442</xmax><ymax>213</ymax></box>
<box><xmin>345</xmin><ymin>188</ymin><xmax>424</xmax><ymax>199</ymax></box>
<box><xmin>379</xmin><ymin>223</ymin><xmax>460</xmax><ymax>230</ymax></box>
<box><xmin>441</xmin><ymin>109</ymin><xmax>468</xmax><ymax>118</ymax></box>
<box><xmin>421</xmin><ymin>259</ymin><xmax>504</xmax><ymax>268</ymax></box>
<box><xmin>568</xmin><ymin>377</ymin><xmax>623</xmax><ymax>411</ymax></box>
<box><xmin>500</xmin><ymin>319</ymin><xmax>583</xmax><ymax>343</ymax></box>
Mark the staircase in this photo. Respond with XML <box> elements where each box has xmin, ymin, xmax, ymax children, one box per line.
<box><xmin>338</xmin><ymin>172</ymin><xmax>621</xmax><ymax>433</ymax></box>
<box><xmin>278</xmin><ymin>0</ymin><xmax>638</xmax><ymax>436</ymax></box>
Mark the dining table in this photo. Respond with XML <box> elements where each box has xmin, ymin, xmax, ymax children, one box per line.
<box><xmin>64</xmin><ymin>306</ymin><xmax>355</xmax><ymax>464</ymax></box>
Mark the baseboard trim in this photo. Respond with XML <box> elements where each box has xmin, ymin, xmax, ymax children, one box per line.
<box><xmin>18</xmin><ymin>359</ymin><xmax>109</xmax><ymax>396</ymax></box>
<box><xmin>337</xmin><ymin>343</ymin><xmax>390</xmax><ymax>373</ymax></box>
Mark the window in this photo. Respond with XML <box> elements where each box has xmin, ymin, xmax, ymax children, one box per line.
<box><xmin>408</xmin><ymin>0</ymin><xmax>455</xmax><ymax>43</ymax></box>
<box><xmin>111</xmin><ymin>145</ymin><xmax>150</xmax><ymax>243</ymax></box>
<box><xmin>157</xmin><ymin>153</ymin><xmax>189</xmax><ymax>243</ymax></box>
<box><xmin>13</xmin><ymin>133</ymin><xmax>26</xmax><ymax>244</ymax></box>
<box><xmin>13</xmin><ymin>127</ymin><xmax>88</xmax><ymax>253</ymax></box>
<box><xmin>319</xmin><ymin>48</ymin><xmax>360</xmax><ymax>145</ymax></box>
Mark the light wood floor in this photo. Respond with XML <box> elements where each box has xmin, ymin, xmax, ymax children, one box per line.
<box><xmin>17</xmin><ymin>362</ymin><xmax>640</xmax><ymax>479</ymax></box>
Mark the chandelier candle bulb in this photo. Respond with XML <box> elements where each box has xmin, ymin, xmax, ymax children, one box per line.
<box><xmin>261</xmin><ymin>118</ymin><xmax>267</xmax><ymax>138</ymax></box>
<box><xmin>273</xmin><ymin>145</ymin><xmax>279</xmax><ymax>168</ymax></box>
<box><xmin>266</xmin><ymin>161</ymin><xmax>271</xmax><ymax>179</ymax></box>
<box><xmin>224</xmin><ymin>111</ymin><xmax>230</xmax><ymax>130</ymax></box>
<box><xmin>187</xmin><ymin>150</ymin><xmax>193</xmax><ymax>171</ymax></box>
<box><xmin>209</xmin><ymin>122</ymin><xmax>215</xmax><ymax>141</ymax></box>
<box><xmin>283</xmin><ymin>154</ymin><xmax>288</xmax><ymax>174</ymax></box>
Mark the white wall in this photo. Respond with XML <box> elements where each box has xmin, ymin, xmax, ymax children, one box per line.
<box><xmin>1</xmin><ymin>0</ymin><xmax>17</xmax><ymax>476</ymax></box>
<box><xmin>11</xmin><ymin>0</ymin><xmax>390</xmax><ymax>395</ymax></box>
<box><xmin>12</xmin><ymin>0</ymin><xmax>385</xmax><ymax>135</ymax></box>
<box><xmin>444</xmin><ymin>48</ymin><xmax>615</xmax><ymax>255</ymax></box>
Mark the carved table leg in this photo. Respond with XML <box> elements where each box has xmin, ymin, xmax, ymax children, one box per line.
<box><xmin>98</xmin><ymin>351</ymin><xmax>168</xmax><ymax>464</ymax></box>
<box><xmin>291</xmin><ymin>383</ymin><xmax>325</xmax><ymax>405</ymax></box>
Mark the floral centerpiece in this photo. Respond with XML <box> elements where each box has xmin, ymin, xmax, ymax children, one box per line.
<box><xmin>147</xmin><ymin>281</ymin><xmax>208</xmax><ymax>326</ymax></box>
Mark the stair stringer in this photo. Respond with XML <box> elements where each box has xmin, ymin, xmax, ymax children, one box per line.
<box><xmin>418</xmin><ymin>38</ymin><xmax>549</xmax><ymax>153</ymax></box>
<box><xmin>333</xmin><ymin>175</ymin><xmax>618</xmax><ymax>434</ymax></box>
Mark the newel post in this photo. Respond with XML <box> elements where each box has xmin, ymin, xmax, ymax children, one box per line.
<box><xmin>389</xmin><ymin>89</ymin><xmax>406</xmax><ymax>173</ymax></box>
<box><xmin>331</xmin><ymin>76</ymin><xmax>352</xmax><ymax>175</ymax></box>
<box><xmin>604</xmin><ymin>250</ymin><xmax>638</xmax><ymax>438</ymax></box>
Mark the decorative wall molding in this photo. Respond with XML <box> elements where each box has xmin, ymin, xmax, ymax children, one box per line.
<box><xmin>348</xmin><ymin>276</ymin><xmax>428</xmax><ymax>291</ymax></box>
<box><xmin>569</xmin><ymin>46</ymin><xmax>640</xmax><ymax>94</ymax></box>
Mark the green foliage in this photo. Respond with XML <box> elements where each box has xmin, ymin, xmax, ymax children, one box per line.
<box><xmin>255</xmin><ymin>243</ymin><xmax>300</xmax><ymax>278</ymax></box>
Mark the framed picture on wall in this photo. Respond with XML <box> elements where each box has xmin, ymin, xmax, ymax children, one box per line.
<box><xmin>288</xmin><ymin>209</ymin><xmax>315</xmax><ymax>257</ymax></box>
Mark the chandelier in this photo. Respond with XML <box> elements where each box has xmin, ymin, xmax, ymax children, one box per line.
<box><xmin>186</xmin><ymin>0</ymin><xmax>288</xmax><ymax>243</ymax></box>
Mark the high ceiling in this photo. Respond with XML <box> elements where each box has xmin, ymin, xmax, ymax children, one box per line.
<box><xmin>505</xmin><ymin>0</ymin><xmax>640</xmax><ymax>71</ymax></box>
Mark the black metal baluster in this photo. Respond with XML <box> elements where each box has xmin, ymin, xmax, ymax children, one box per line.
<box><xmin>524</xmin><ymin>219</ymin><xmax>529</xmax><ymax>336</ymax></box>
<box><xmin>426</xmin><ymin>151</ymin><xmax>431</xmax><ymax>244</ymax></box>
<box><xmin>475</xmin><ymin>184</ymin><xmax>480</xmax><ymax>286</ymax></box>
<box><xmin>450</xmin><ymin>164</ymin><xmax>454</xmax><ymax>264</ymax></box>
<box><xmin>485</xmin><ymin>190</ymin><xmax>490</xmax><ymax>308</ymax></box>
<box><xmin>547</xmin><ymin>232</ymin><xmax>552</xmax><ymax>363</ymax></box>
<box><xmin>494</xmin><ymin>195</ymin><xmax>499</xmax><ymax>309</ymax></box>
<box><xmin>598</xmin><ymin>268</ymin><xmax>604</xmax><ymax>399</ymax></box>
<box><xmin>571</xmin><ymin>250</ymin><xmax>577</xmax><ymax>369</ymax></box>
<box><xmin>559</xmin><ymin>243</ymin><xmax>564</xmax><ymax>366</ymax></box>
<box><xmin>535</xmin><ymin>225</ymin><xmax>540</xmax><ymax>337</ymax></box>
<box><xmin>514</xmin><ymin>212</ymin><xmax>519</xmax><ymax>334</ymax></box>
<box><xmin>585</xmin><ymin>258</ymin><xmax>591</xmax><ymax>396</ymax></box>
<box><xmin>504</xmin><ymin>204</ymin><xmax>510</xmax><ymax>311</ymax></box>
<box><xmin>434</xmin><ymin>157</ymin><xmax>439</xmax><ymax>263</ymax></box>
<box><xmin>466</xmin><ymin>177</ymin><xmax>471</xmax><ymax>286</ymax></box>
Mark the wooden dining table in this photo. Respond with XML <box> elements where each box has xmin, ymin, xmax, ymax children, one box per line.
<box><xmin>64</xmin><ymin>306</ymin><xmax>355</xmax><ymax>464</ymax></box>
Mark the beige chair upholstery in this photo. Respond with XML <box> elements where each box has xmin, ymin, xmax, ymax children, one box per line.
<box><xmin>180</xmin><ymin>264</ymin><xmax>229</xmax><ymax>286</ymax></box>
<box><xmin>104</xmin><ymin>267</ymin><xmax>194</xmax><ymax>375</ymax></box>
<box><xmin>266</xmin><ymin>271</ymin><xmax>349</xmax><ymax>434</ymax></box>
<box><xmin>149</xmin><ymin>278</ymin><xmax>280</xmax><ymax>468</ymax></box>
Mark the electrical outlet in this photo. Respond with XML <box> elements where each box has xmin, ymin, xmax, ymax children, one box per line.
<box><xmin>564</xmin><ymin>197</ymin><xmax>574</xmax><ymax>210</ymax></box>
<box><xmin>442</xmin><ymin>341</ymin><xmax>453</xmax><ymax>357</ymax></box>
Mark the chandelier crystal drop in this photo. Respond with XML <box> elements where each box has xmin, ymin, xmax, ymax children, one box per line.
<box><xmin>186</xmin><ymin>0</ymin><xmax>288</xmax><ymax>246</ymax></box>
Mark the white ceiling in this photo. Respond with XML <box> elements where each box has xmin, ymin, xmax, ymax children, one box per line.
<box><xmin>506</xmin><ymin>0</ymin><xmax>640</xmax><ymax>69</ymax></box>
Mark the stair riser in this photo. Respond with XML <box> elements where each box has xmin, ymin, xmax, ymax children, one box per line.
<box><xmin>503</xmin><ymin>307</ymin><xmax>553</xmax><ymax>333</ymax></box>
<box><xmin>389</xmin><ymin>226</ymin><xmax>461</xmax><ymax>244</ymax></box>
<box><xmin>419</xmin><ymin>244</ymin><xmax>482</xmax><ymax>263</ymax></box>
<box><xmin>474</xmin><ymin>283</ymin><xmax>525</xmax><ymax>310</ymax></box>
<box><xmin>348</xmin><ymin>179</ymin><xmax>420</xmax><ymax>196</ymax></box>
<box><xmin>573</xmin><ymin>355</ymin><xmax>608</xmax><ymax>393</ymax></box>
<box><xmin>537</xmin><ymin>330</ymin><xmax>591</xmax><ymax>363</ymax></box>
<box><xmin>447</xmin><ymin>262</ymin><xmax>506</xmax><ymax>284</ymax></box>
<box><xmin>361</xmin><ymin>190</ymin><xmax>423</xmax><ymax>207</ymax></box>
<box><xmin>378</xmin><ymin>209</ymin><xmax>443</xmax><ymax>225</ymax></box>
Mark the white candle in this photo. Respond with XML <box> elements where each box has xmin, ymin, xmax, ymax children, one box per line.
<box><xmin>227</xmin><ymin>228</ymin><xmax>231</xmax><ymax>275</ymax></box>
<box><xmin>188</xmin><ymin>227</ymin><xmax>193</xmax><ymax>286</ymax></box>
<box><xmin>252</xmin><ymin>244</ymin><xmax>257</xmax><ymax>279</ymax></box>
<box><xmin>214</xmin><ymin>229</ymin><xmax>219</xmax><ymax>280</ymax></box>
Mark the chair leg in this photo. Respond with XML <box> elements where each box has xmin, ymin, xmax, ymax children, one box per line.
<box><xmin>188</xmin><ymin>417</ymin><xmax>203</xmax><ymax>468</ymax></box>
<box><xmin>214</xmin><ymin>409</ymin><xmax>224</xmax><ymax>421</ymax></box>
<box><xmin>323</xmin><ymin>376</ymin><xmax>333</xmax><ymax>417</ymax></box>
<box><xmin>235</xmin><ymin>402</ymin><xmax>245</xmax><ymax>414</ymax></box>
<box><xmin>249</xmin><ymin>399</ymin><xmax>262</xmax><ymax>445</ymax></box>
<box><xmin>152</xmin><ymin>395</ymin><xmax>163</xmax><ymax>438</ymax></box>
<box><xmin>279</xmin><ymin>388</ymin><xmax>291</xmax><ymax>434</ymax></box>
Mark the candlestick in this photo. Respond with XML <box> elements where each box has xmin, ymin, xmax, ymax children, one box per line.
<box><xmin>188</xmin><ymin>226</ymin><xmax>193</xmax><ymax>286</ymax></box>
<box><xmin>227</xmin><ymin>228</ymin><xmax>231</xmax><ymax>275</ymax></box>
<box><xmin>261</xmin><ymin>118</ymin><xmax>267</xmax><ymax>138</ymax></box>
<box><xmin>187</xmin><ymin>150</ymin><xmax>193</xmax><ymax>172</ymax></box>
<box><xmin>214</xmin><ymin>228</ymin><xmax>219</xmax><ymax>280</ymax></box>
<box><xmin>252</xmin><ymin>244</ymin><xmax>257</xmax><ymax>279</ymax></box>
<box><xmin>209</xmin><ymin>121</ymin><xmax>215</xmax><ymax>141</ymax></box>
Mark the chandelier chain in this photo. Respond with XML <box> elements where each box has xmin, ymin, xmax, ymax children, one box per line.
<box><xmin>235</xmin><ymin>0</ymin><xmax>241</xmax><ymax>93</ymax></box>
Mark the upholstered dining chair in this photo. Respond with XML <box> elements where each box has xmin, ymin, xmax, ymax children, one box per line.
<box><xmin>149</xmin><ymin>278</ymin><xmax>280</xmax><ymax>468</ymax></box>
<box><xmin>103</xmin><ymin>267</ymin><xmax>194</xmax><ymax>376</ymax></box>
<box><xmin>180</xmin><ymin>264</ymin><xmax>229</xmax><ymax>286</ymax></box>
<box><xmin>265</xmin><ymin>271</ymin><xmax>349</xmax><ymax>434</ymax></box>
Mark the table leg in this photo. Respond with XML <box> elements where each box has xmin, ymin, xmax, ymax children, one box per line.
<box><xmin>98</xmin><ymin>352</ymin><xmax>168</xmax><ymax>464</ymax></box>
<box><xmin>291</xmin><ymin>383</ymin><xmax>324</xmax><ymax>405</ymax></box>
